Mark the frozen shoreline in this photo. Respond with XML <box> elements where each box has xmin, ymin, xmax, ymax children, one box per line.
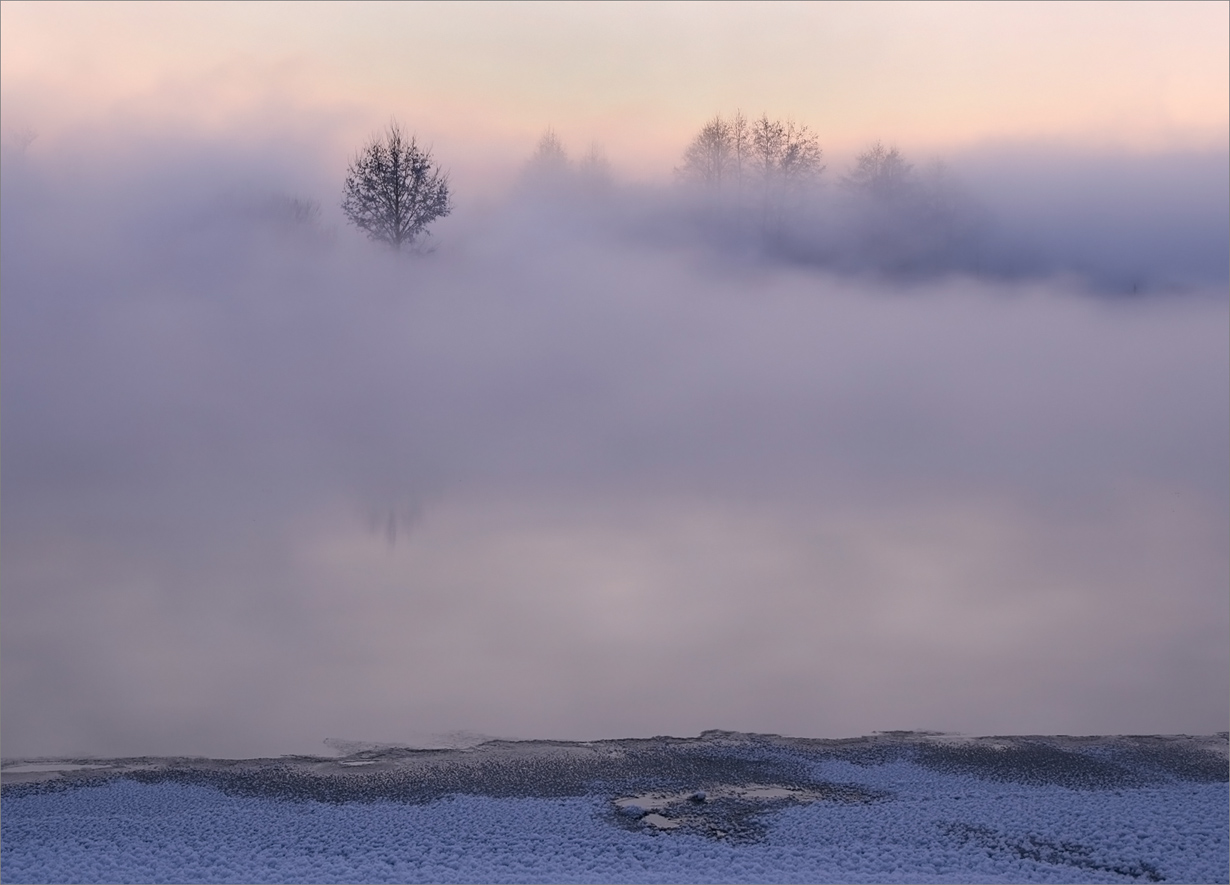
<box><xmin>3</xmin><ymin>732</ymin><xmax>1227</xmax><ymax>884</ymax></box>
<box><xmin>5</xmin><ymin>730</ymin><xmax>1226</xmax><ymax>786</ymax></box>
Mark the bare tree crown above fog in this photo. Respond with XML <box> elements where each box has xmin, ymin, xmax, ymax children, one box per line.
<box><xmin>676</xmin><ymin>112</ymin><xmax>824</xmax><ymax>194</ymax></box>
<box><xmin>524</xmin><ymin>127</ymin><xmax>570</xmax><ymax>182</ymax></box>
<box><xmin>675</xmin><ymin>111</ymin><xmax>825</xmax><ymax>236</ymax></box>
<box><xmin>843</xmin><ymin>141</ymin><xmax>915</xmax><ymax>200</ymax></box>
<box><xmin>323</xmin><ymin>113</ymin><xmax>1225</xmax><ymax>290</ymax></box>
<box><xmin>676</xmin><ymin>112</ymin><xmax>745</xmax><ymax>190</ymax></box>
<box><xmin>341</xmin><ymin>122</ymin><xmax>452</xmax><ymax>251</ymax></box>
<box><xmin>675</xmin><ymin>114</ymin><xmax>932</xmax><ymax>211</ymax></box>
<box><xmin>519</xmin><ymin>128</ymin><xmax>613</xmax><ymax>194</ymax></box>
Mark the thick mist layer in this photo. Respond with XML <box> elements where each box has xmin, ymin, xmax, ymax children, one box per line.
<box><xmin>2</xmin><ymin>132</ymin><xmax>1227</xmax><ymax>757</ymax></box>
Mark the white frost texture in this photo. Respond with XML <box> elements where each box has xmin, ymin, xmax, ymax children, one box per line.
<box><xmin>2</xmin><ymin>733</ymin><xmax>1227</xmax><ymax>884</ymax></box>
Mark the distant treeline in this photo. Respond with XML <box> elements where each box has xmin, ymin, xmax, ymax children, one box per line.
<box><xmin>518</xmin><ymin>113</ymin><xmax>983</xmax><ymax>278</ymax></box>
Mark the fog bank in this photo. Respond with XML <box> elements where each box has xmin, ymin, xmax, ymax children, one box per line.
<box><xmin>2</xmin><ymin>130</ymin><xmax>1227</xmax><ymax>757</ymax></box>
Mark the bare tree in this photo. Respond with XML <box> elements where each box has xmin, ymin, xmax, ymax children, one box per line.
<box><xmin>747</xmin><ymin>114</ymin><xmax>824</xmax><ymax>231</ymax></box>
<box><xmin>7</xmin><ymin>127</ymin><xmax>38</xmax><ymax>154</ymax></box>
<box><xmin>779</xmin><ymin>120</ymin><xmax>825</xmax><ymax>185</ymax></box>
<box><xmin>341</xmin><ymin>122</ymin><xmax>452</xmax><ymax>251</ymax></box>
<box><xmin>677</xmin><ymin>115</ymin><xmax>734</xmax><ymax>188</ymax></box>
<box><xmin>676</xmin><ymin>111</ymin><xmax>756</xmax><ymax>197</ymax></box>
<box><xmin>750</xmin><ymin>115</ymin><xmax>824</xmax><ymax>188</ymax></box>
<box><xmin>577</xmin><ymin>142</ymin><xmax>613</xmax><ymax>193</ymax></box>
<box><xmin>678</xmin><ymin>110</ymin><xmax>814</xmax><ymax>198</ymax></box>
<box><xmin>730</xmin><ymin>110</ymin><xmax>750</xmax><ymax>192</ymax></box>
<box><xmin>843</xmin><ymin>141</ymin><xmax>913</xmax><ymax>199</ymax></box>
<box><xmin>749</xmin><ymin>114</ymin><xmax>785</xmax><ymax>186</ymax></box>
<box><xmin>267</xmin><ymin>194</ymin><xmax>321</xmax><ymax>226</ymax></box>
<box><xmin>523</xmin><ymin>127</ymin><xmax>570</xmax><ymax>185</ymax></box>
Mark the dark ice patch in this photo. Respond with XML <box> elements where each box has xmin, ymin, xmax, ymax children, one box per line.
<box><xmin>915</xmin><ymin>741</ymin><xmax>1147</xmax><ymax>789</ymax></box>
<box><xmin>946</xmin><ymin>822</ymin><xmax>1165</xmax><ymax>882</ymax></box>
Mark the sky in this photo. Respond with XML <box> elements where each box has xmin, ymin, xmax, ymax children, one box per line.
<box><xmin>1</xmin><ymin>1</ymin><xmax>1227</xmax><ymax>758</ymax></box>
<box><xmin>3</xmin><ymin>2</ymin><xmax>1227</xmax><ymax>177</ymax></box>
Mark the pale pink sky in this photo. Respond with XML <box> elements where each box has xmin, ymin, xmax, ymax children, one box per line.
<box><xmin>2</xmin><ymin>1</ymin><xmax>1227</xmax><ymax>179</ymax></box>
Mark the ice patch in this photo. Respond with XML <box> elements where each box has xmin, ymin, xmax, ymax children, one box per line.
<box><xmin>640</xmin><ymin>813</ymin><xmax>681</xmax><ymax>830</ymax></box>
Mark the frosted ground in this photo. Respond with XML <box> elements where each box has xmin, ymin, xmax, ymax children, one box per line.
<box><xmin>2</xmin><ymin>732</ymin><xmax>1226</xmax><ymax>884</ymax></box>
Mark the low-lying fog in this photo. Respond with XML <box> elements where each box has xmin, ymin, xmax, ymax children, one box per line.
<box><xmin>2</xmin><ymin>129</ymin><xmax>1227</xmax><ymax>757</ymax></box>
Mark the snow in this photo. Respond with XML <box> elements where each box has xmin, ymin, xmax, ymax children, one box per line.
<box><xmin>2</xmin><ymin>733</ymin><xmax>1226</xmax><ymax>884</ymax></box>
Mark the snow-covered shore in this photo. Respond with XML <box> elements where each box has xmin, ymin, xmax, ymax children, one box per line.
<box><xmin>3</xmin><ymin>732</ymin><xmax>1226</xmax><ymax>884</ymax></box>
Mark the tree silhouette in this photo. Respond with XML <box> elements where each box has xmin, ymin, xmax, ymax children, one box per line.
<box><xmin>676</xmin><ymin>111</ymin><xmax>754</xmax><ymax>193</ymax></box>
<box><xmin>678</xmin><ymin>112</ymin><xmax>821</xmax><ymax>234</ymax></box>
<box><xmin>749</xmin><ymin>115</ymin><xmax>824</xmax><ymax>190</ymax></box>
<box><xmin>576</xmin><ymin>143</ymin><xmax>613</xmax><ymax>194</ymax></box>
<box><xmin>843</xmin><ymin>141</ymin><xmax>914</xmax><ymax>200</ymax></box>
<box><xmin>523</xmin><ymin>128</ymin><xmax>570</xmax><ymax>185</ymax></box>
<box><xmin>677</xmin><ymin>115</ymin><xmax>733</xmax><ymax>189</ymax></box>
<box><xmin>342</xmin><ymin>122</ymin><xmax>451</xmax><ymax>251</ymax></box>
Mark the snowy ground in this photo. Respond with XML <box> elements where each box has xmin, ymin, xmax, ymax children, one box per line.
<box><xmin>2</xmin><ymin>732</ymin><xmax>1226</xmax><ymax>884</ymax></box>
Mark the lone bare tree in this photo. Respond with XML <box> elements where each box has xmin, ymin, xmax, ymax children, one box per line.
<box><xmin>342</xmin><ymin>122</ymin><xmax>452</xmax><ymax>251</ymax></box>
